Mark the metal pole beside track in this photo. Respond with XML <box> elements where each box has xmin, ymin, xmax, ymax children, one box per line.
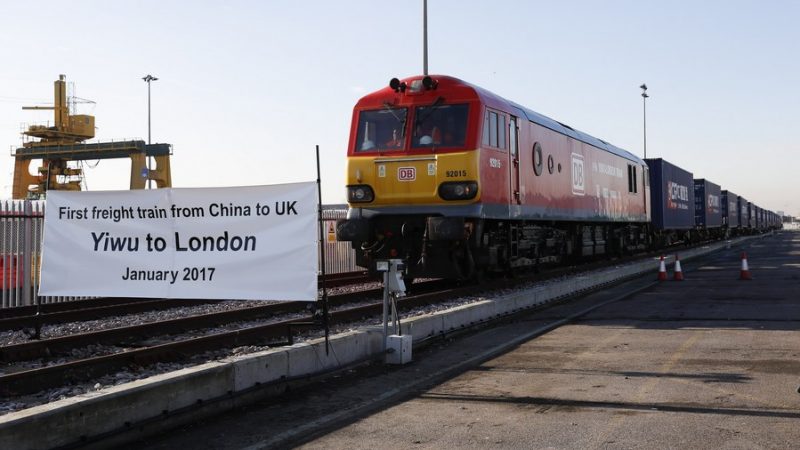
<box><xmin>423</xmin><ymin>0</ymin><xmax>428</xmax><ymax>76</ymax></box>
<box><xmin>643</xmin><ymin>93</ymin><xmax>647</xmax><ymax>158</ymax></box>
<box><xmin>640</xmin><ymin>83</ymin><xmax>648</xmax><ymax>159</ymax></box>
<box><xmin>147</xmin><ymin>79</ymin><xmax>152</xmax><ymax>189</ymax></box>
<box><xmin>382</xmin><ymin>270</ymin><xmax>389</xmax><ymax>355</ymax></box>
<box><xmin>22</xmin><ymin>201</ymin><xmax>32</xmax><ymax>308</ymax></box>
<box><xmin>316</xmin><ymin>145</ymin><xmax>330</xmax><ymax>354</ymax></box>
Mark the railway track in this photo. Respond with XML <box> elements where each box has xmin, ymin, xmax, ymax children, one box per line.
<box><xmin>323</xmin><ymin>270</ymin><xmax>373</xmax><ymax>287</ymax></box>
<box><xmin>0</xmin><ymin>285</ymin><xmax>394</xmax><ymax>363</ymax></box>
<box><xmin>0</xmin><ymin>297</ymin><xmax>197</xmax><ymax>320</ymax></box>
<box><xmin>0</xmin><ymin>279</ymin><xmax>459</xmax><ymax>396</ymax></box>
<box><xmin>0</xmin><ymin>245</ymin><xmax>718</xmax><ymax>398</ymax></box>
<box><xmin>0</xmin><ymin>271</ymin><xmax>373</xmax><ymax>332</ymax></box>
<box><xmin>0</xmin><ymin>298</ymin><xmax>219</xmax><ymax>332</ymax></box>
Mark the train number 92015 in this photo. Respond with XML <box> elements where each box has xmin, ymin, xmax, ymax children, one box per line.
<box><xmin>445</xmin><ymin>170</ymin><xmax>467</xmax><ymax>177</ymax></box>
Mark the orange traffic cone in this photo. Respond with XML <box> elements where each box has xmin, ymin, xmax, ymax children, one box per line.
<box><xmin>740</xmin><ymin>252</ymin><xmax>752</xmax><ymax>280</ymax></box>
<box><xmin>673</xmin><ymin>254</ymin><xmax>684</xmax><ymax>281</ymax></box>
<box><xmin>657</xmin><ymin>255</ymin><xmax>667</xmax><ymax>281</ymax></box>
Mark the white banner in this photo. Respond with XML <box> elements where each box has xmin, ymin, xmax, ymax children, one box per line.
<box><xmin>39</xmin><ymin>183</ymin><xmax>319</xmax><ymax>301</ymax></box>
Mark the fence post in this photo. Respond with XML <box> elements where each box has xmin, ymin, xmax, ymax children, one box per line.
<box><xmin>22</xmin><ymin>200</ymin><xmax>33</xmax><ymax>306</ymax></box>
<box><xmin>1</xmin><ymin>200</ymin><xmax>7</xmax><ymax>308</ymax></box>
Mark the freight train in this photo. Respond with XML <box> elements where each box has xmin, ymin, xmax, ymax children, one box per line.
<box><xmin>336</xmin><ymin>75</ymin><xmax>781</xmax><ymax>279</ymax></box>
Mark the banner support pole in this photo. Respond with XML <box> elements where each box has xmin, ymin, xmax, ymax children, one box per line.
<box><xmin>316</xmin><ymin>145</ymin><xmax>331</xmax><ymax>355</ymax></box>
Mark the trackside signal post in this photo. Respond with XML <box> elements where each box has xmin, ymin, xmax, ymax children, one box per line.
<box><xmin>377</xmin><ymin>259</ymin><xmax>412</xmax><ymax>364</ymax></box>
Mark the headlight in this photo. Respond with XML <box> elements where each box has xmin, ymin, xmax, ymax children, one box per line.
<box><xmin>438</xmin><ymin>181</ymin><xmax>478</xmax><ymax>201</ymax></box>
<box><xmin>347</xmin><ymin>185</ymin><xmax>374</xmax><ymax>203</ymax></box>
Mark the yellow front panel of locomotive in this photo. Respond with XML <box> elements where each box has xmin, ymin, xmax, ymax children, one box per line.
<box><xmin>347</xmin><ymin>151</ymin><xmax>480</xmax><ymax>206</ymax></box>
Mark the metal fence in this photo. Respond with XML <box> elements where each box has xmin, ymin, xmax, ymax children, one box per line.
<box><xmin>320</xmin><ymin>208</ymin><xmax>360</xmax><ymax>275</ymax></box>
<box><xmin>1</xmin><ymin>199</ymin><xmax>44</xmax><ymax>308</ymax></box>
<box><xmin>1</xmin><ymin>200</ymin><xmax>358</xmax><ymax>309</ymax></box>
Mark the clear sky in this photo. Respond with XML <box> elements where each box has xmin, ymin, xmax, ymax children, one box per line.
<box><xmin>1</xmin><ymin>0</ymin><xmax>798</xmax><ymax>216</ymax></box>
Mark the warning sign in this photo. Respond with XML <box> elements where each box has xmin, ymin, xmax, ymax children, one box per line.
<box><xmin>327</xmin><ymin>222</ymin><xmax>336</xmax><ymax>243</ymax></box>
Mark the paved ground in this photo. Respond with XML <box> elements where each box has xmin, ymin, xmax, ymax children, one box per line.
<box><xmin>131</xmin><ymin>230</ymin><xmax>800</xmax><ymax>449</ymax></box>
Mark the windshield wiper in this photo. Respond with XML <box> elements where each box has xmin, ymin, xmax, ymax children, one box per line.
<box><xmin>414</xmin><ymin>96</ymin><xmax>445</xmax><ymax>128</ymax></box>
<box><xmin>382</xmin><ymin>102</ymin><xmax>407</xmax><ymax>137</ymax></box>
<box><xmin>382</xmin><ymin>102</ymin><xmax>404</xmax><ymax>123</ymax></box>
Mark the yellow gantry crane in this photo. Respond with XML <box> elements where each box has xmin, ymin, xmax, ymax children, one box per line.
<box><xmin>12</xmin><ymin>74</ymin><xmax>172</xmax><ymax>199</ymax></box>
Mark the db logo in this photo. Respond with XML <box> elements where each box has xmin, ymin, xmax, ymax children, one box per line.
<box><xmin>570</xmin><ymin>153</ymin><xmax>585</xmax><ymax>196</ymax></box>
<box><xmin>398</xmin><ymin>167</ymin><xmax>416</xmax><ymax>181</ymax></box>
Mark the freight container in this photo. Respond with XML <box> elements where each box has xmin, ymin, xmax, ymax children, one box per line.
<box><xmin>755</xmin><ymin>207</ymin><xmax>761</xmax><ymax>229</ymax></box>
<box><xmin>693</xmin><ymin>179</ymin><xmax>722</xmax><ymax>228</ymax></box>
<box><xmin>645</xmin><ymin>158</ymin><xmax>694</xmax><ymax>230</ymax></box>
<box><xmin>756</xmin><ymin>206</ymin><xmax>763</xmax><ymax>230</ymax></box>
<box><xmin>753</xmin><ymin>205</ymin><xmax>759</xmax><ymax>230</ymax></box>
<box><xmin>757</xmin><ymin>207</ymin><xmax>762</xmax><ymax>229</ymax></box>
<box><xmin>721</xmin><ymin>190</ymin><xmax>739</xmax><ymax>228</ymax></box>
<box><xmin>738</xmin><ymin>197</ymin><xmax>748</xmax><ymax>229</ymax></box>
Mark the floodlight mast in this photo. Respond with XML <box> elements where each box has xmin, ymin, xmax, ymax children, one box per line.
<box><xmin>143</xmin><ymin>74</ymin><xmax>158</xmax><ymax>189</ymax></box>
<box><xmin>640</xmin><ymin>83</ymin><xmax>648</xmax><ymax>159</ymax></box>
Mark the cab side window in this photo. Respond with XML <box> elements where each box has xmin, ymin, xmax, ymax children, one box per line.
<box><xmin>482</xmin><ymin>109</ymin><xmax>507</xmax><ymax>149</ymax></box>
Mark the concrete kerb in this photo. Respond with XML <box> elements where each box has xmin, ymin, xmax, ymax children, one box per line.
<box><xmin>0</xmin><ymin>235</ymin><xmax>757</xmax><ymax>449</ymax></box>
<box><xmin>401</xmin><ymin>311</ymin><xmax>442</xmax><ymax>341</ymax></box>
<box><xmin>231</xmin><ymin>347</ymin><xmax>290</xmax><ymax>392</ymax></box>
<box><xmin>440</xmin><ymin>301</ymin><xmax>497</xmax><ymax>333</ymax></box>
<box><xmin>0</xmin><ymin>361</ymin><xmax>233</xmax><ymax>450</ymax></box>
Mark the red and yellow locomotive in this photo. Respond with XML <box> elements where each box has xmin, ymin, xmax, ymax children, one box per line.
<box><xmin>337</xmin><ymin>75</ymin><xmax>652</xmax><ymax>279</ymax></box>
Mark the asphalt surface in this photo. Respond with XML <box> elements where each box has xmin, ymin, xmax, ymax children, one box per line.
<box><xmin>131</xmin><ymin>230</ymin><xmax>800</xmax><ymax>450</ymax></box>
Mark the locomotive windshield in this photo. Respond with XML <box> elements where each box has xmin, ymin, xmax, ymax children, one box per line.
<box><xmin>412</xmin><ymin>103</ymin><xmax>468</xmax><ymax>148</ymax></box>
<box><xmin>355</xmin><ymin>107</ymin><xmax>407</xmax><ymax>152</ymax></box>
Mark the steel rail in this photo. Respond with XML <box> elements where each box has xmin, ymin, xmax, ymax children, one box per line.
<box><xmin>0</xmin><ymin>287</ymin><xmax>382</xmax><ymax>363</ymax></box>
<box><xmin>0</xmin><ymin>272</ymin><xmax>373</xmax><ymax>330</ymax></box>
<box><xmin>0</xmin><ymin>297</ymin><xmax>190</xmax><ymax>319</ymax></box>
<box><xmin>0</xmin><ymin>299</ymin><xmax>218</xmax><ymax>332</ymax></box>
